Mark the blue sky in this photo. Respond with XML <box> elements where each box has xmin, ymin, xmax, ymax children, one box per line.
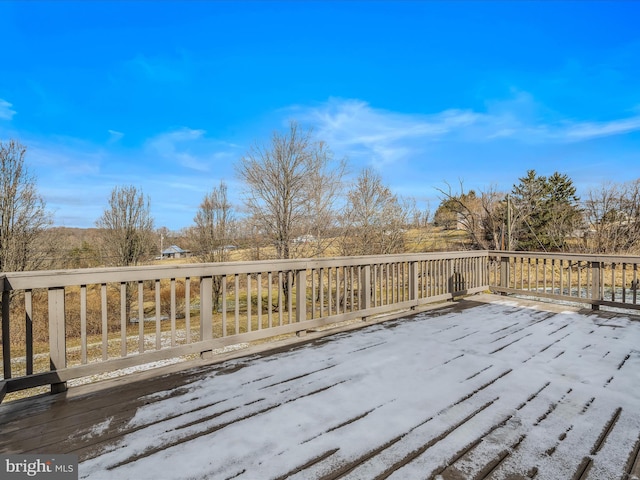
<box><xmin>1</xmin><ymin>1</ymin><xmax>639</xmax><ymax>230</ymax></box>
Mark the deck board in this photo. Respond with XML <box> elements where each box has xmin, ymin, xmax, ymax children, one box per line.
<box><xmin>1</xmin><ymin>294</ymin><xmax>640</xmax><ymax>479</ymax></box>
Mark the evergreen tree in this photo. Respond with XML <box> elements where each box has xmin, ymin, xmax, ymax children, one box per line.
<box><xmin>510</xmin><ymin>170</ymin><xmax>581</xmax><ymax>251</ymax></box>
<box><xmin>544</xmin><ymin>172</ymin><xmax>582</xmax><ymax>250</ymax></box>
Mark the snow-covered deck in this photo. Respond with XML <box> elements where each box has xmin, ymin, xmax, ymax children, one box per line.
<box><xmin>1</xmin><ymin>294</ymin><xmax>640</xmax><ymax>479</ymax></box>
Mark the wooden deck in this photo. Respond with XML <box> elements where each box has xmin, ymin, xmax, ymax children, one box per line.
<box><xmin>1</xmin><ymin>294</ymin><xmax>640</xmax><ymax>479</ymax></box>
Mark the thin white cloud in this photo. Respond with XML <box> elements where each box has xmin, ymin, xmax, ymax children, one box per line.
<box><xmin>126</xmin><ymin>54</ymin><xmax>191</xmax><ymax>83</ymax></box>
<box><xmin>0</xmin><ymin>99</ymin><xmax>16</xmax><ymax>120</ymax></box>
<box><xmin>294</xmin><ymin>97</ymin><xmax>640</xmax><ymax>171</ymax></box>
<box><xmin>487</xmin><ymin>128</ymin><xmax>517</xmax><ymax>139</ymax></box>
<box><xmin>479</xmin><ymin>91</ymin><xmax>640</xmax><ymax>142</ymax></box>
<box><xmin>304</xmin><ymin>98</ymin><xmax>481</xmax><ymax>143</ymax></box>
<box><xmin>485</xmin><ymin>115</ymin><xmax>640</xmax><ymax>144</ymax></box>
<box><xmin>294</xmin><ymin>98</ymin><xmax>484</xmax><ymax>168</ymax></box>
<box><xmin>6</xmin><ymin>128</ymin><xmax>243</xmax><ymax>229</ymax></box>
<box><xmin>146</xmin><ymin>128</ymin><xmax>208</xmax><ymax>171</ymax></box>
<box><xmin>145</xmin><ymin>127</ymin><xmax>240</xmax><ymax>173</ymax></box>
<box><xmin>108</xmin><ymin>129</ymin><xmax>124</xmax><ymax>143</ymax></box>
<box><xmin>27</xmin><ymin>142</ymin><xmax>102</xmax><ymax>175</ymax></box>
<box><xmin>149</xmin><ymin>127</ymin><xmax>206</xmax><ymax>145</ymax></box>
<box><xmin>561</xmin><ymin>116</ymin><xmax>640</xmax><ymax>140</ymax></box>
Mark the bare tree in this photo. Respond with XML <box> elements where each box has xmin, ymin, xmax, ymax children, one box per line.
<box><xmin>95</xmin><ymin>185</ymin><xmax>154</xmax><ymax>322</ymax></box>
<box><xmin>191</xmin><ymin>181</ymin><xmax>235</xmax><ymax>311</ymax></box>
<box><xmin>192</xmin><ymin>181</ymin><xmax>234</xmax><ymax>261</ymax></box>
<box><xmin>96</xmin><ymin>185</ymin><xmax>155</xmax><ymax>266</ymax></box>
<box><xmin>435</xmin><ymin>181</ymin><xmax>505</xmax><ymax>250</ymax></box>
<box><xmin>406</xmin><ymin>200</ymin><xmax>439</xmax><ymax>252</ymax></box>
<box><xmin>340</xmin><ymin>167</ymin><xmax>411</xmax><ymax>256</ymax></box>
<box><xmin>297</xmin><ymin>141</ymin><xmax>346</xmax><ymax>257</ymax></box>
<box><xmin>0</xmin><ymin>139</ymin><xmax>53</xmax><ymax>273</ymax></box>
<box><xmin>411</xmin><ymin>201</ymin><xmax>431</xmax><ymax>229</ymax></box>
<box><xmin>584</xmin><ymin>179</ymin><xmax>640</xmax><ymax>254</ymax></box>
<box><xmin>236</xmin><ymin>121</ymin><xmax>345</xmax><ymax>260</ymax></box>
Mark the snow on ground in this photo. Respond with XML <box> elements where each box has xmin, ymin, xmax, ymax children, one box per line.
<box><xmin>78</xmin><ymin>299</ymin><xmax>640</xmax><ymax>479</ymax></box>
<box><xmin>67</xmin><ymin>343</ymin><xmax>250</xmax><ymax>388</ymax></box>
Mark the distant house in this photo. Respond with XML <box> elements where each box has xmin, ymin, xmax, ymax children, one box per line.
<box><xmin>293</xmin><ymin>235</ymin><xmax>316</xmax><ymax>244</ymax></box>
<box><xmin>214</xmin><ymin>245</ymin><xmax>237</xmax><ymax>253</ymax></box>
<box><xmin>161</xmin><ymin>245</ymin><xmax>190</xmax><ymax>259</ymax></box>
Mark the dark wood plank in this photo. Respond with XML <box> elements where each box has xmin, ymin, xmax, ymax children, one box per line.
<box><xmin>1</xmin><ymin>295</ymin><xmax>639</xmax><ymax>479</ymax></box>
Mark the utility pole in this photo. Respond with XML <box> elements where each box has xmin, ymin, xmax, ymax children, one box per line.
<box><xmin>506</xmin><ymin>195</ymin><xmax>512</xmax><ymax>251</ymax></box>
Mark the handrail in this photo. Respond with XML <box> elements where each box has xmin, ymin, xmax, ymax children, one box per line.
<box><xmin>1</xmin><ymin>251</ymin><xmax>487</xmax><ymax>289</ymax></box>
<box><xmin>489</xmin><ymin>250</ymin><xmax>640</xmax><ymax>264</ymax></box>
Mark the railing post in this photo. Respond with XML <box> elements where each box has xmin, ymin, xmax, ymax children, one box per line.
<box><xmin>409</xmin><ymin>261</ymin><xmax>419</xmax><ymax>308</ymax></box>
<box><xmin>445</xmin><ymin>258</ymin><xmax>452</xmax><ymax>300</ymax></box>
<box><xmin>591</xmin><ymin>261</ymin><xmax>601</xmax><ymax>310</ymax></box>
<box><xmin>295</xmin><ymin>269</ymin><xmax>307</xmax><ymax>336</ymax></box>
<box><xmin>137</xmin><ymin>281</ymin><xmax>145</xmax><ymax>353</ymax></box>
<box><xmin>2</xmin><ymin>284</ymin><xmax>11</xmax><ymax>380</ymax></box>
<box><xmin>500</xmin><ymin>255</ymin><xmax>510</xmax><ymax>295</ymax></box>
<box><xmin>482</xmin><ymin>255</ymin><xmax>489</xmax><ymax>289</ymax></box>
<box><xmin>360</xmin><ymin>265</ymin><xmax>371</xmax><ymax>319</ymax></box>
<box><xmin>48</xmin><ymin>287</ymin><xmax>67</xmax><ymax>394</ymax></box>
<box><xmin>447</xmin><ymin>259</ymin><xmax>457</xmax><ymax>298</ymax></box>
<box><xmin>200</xmin><ymin>276</ymin><xmax>213</xmax><ymax>358</ymax></box>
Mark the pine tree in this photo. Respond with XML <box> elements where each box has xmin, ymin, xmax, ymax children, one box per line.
<box><xmin>510</xmin><ymin>170</ymin><xmax>581</xmax><ymax>251</ymax></box>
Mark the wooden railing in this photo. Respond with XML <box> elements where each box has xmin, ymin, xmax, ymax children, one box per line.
<box><xmin>489</xmin><ymin>251</ymin><xmax>640</xmax><ymax>311</ymax></box>
<box><xmin>3</xmin><ymin>250</ymin><xmax>638</xmax><ymax>402</ymax></box>
<box><xmin>0</xmin><ymin>251</ymin><xmax>488</xmax><ymax>400</ymax></box>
